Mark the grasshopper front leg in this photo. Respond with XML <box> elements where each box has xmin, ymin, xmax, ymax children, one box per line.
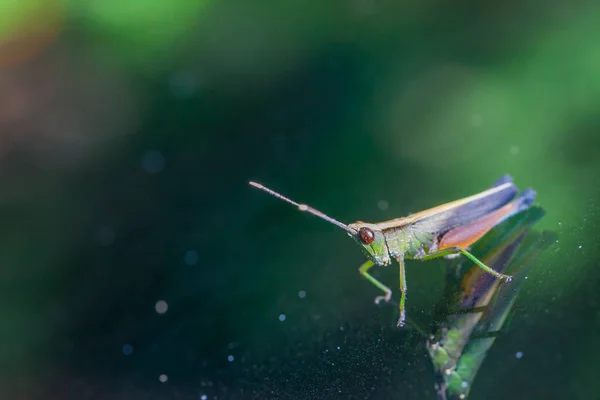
<box><xmin>358</xmin><ymin>260</ymin><xmax>392</xmax><ymax>304</ymax></box>
<box><xmin>358</xmin><ymin>259</ymin><xmax>407</xmax><ymax>327</ymax></box>
<box><xmin>395</xmin><ymin>255</ymin><xmax>407</xmax><ymax>327</ymax></box>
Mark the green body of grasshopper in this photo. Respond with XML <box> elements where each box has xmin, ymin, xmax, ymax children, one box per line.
<box><xmin>249</xmin><ymin>175</ymin><xmax>535</xmax><ymax>327</ymax></box>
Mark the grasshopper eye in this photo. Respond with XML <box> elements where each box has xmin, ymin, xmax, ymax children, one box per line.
<box><xmin>358</xmin><ymin>227</ymin><xmax>375</xmax><ymax>244</ymax></box>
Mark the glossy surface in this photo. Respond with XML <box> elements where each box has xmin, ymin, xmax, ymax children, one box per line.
<box><xmin>2</xmin><ymin>2</ymin><xmax>600</xmax><ymax>399</ymax></box>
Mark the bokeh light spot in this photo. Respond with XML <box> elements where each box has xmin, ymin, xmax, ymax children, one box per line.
<box><xmin>122</xmin><ymin>344</ymin><xmax>133</xmax><ymax>356</ymax></box>
<box><xmin>97</xmin><ymin>227</ymin><xmax>115</xmax><ymax>246</ymax></box>
<box><xmin>184</xmin><ymin>250</ymin><xmax>199</xmax><ymax>266</ymax></box>
<box><xmin>155</xmin><ymin>300</ymin><xmax>168</xmax><ymax>314</ymax></box>
<box><xmin>141</xmin><ymin>150</ymin><xmax>165</xmax><ymax>174</ymax></box>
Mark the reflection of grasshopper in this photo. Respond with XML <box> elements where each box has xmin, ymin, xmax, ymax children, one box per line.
<box><xmin>425</xmin><ymin>206</ymin><xmax>555</xmax><ymax>400</ymax></box>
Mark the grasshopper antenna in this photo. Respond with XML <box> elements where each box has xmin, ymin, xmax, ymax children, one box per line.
<box><xmin>249</xmin><ymin>181</ymin><xmax>357</xmax><ymax>235</ymax></box>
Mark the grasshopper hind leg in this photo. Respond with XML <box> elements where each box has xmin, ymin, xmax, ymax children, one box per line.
<box><xmin>443</xmin><ymin>252</ymin><xmax>462</xmax><ymax>260</ymax></box>
<box><xmin>458</xmin><ymin>247</ymin><xmax>512</xmax><ymax>282</ymax></box>
<box><xmin>440</xmin><ymin>245</ymin><xmax>469</xmax><ymax>260</ymax></box>
<box><xmin>419</xmin><ymin>247</ymin><xmax>512</xmax><ymax>282</ymax></box>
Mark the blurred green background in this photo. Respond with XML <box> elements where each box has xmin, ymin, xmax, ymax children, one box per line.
<box><xmin>1</xmin><ymin>0</ymin><xmax>599</xmax><ymax>399</ymax></box>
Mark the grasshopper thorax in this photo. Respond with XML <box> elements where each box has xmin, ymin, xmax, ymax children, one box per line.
<box><xmin>348</xmin><ymin>222</ymin><xmax>391</xmax><ymax>266</ymax></box>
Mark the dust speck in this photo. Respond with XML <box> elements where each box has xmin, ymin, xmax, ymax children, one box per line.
<box><xmin>377</xmin><ymin>200</ymin><xmax>389</xmax><ymax>211</ymax></box>
<box><xmin>155</xmin><ymin>300</ymin><xmax>168</xmax><ymax>314</ymax></box>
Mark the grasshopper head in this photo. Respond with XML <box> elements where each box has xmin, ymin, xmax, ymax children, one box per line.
<box><xmin>348</xmin><ymin>222</ymin><xmax>391</xmax><ymax>266</ymax></box>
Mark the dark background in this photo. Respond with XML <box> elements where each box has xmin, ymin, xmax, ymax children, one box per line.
<box><xmin>1</xmin><ymin>1</ymin><xmax>599</xmax><ymax>399</ymax></box>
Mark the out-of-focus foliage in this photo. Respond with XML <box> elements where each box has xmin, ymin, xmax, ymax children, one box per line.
<box><xmin>73</xmin><ymin>0</ymin><xmax>211</xmax><ymax>67</ymax></box>
<box><xmin>0</xmin><ymin>0</ymin><xmax>599</xmax><ymax>399</ymax></box>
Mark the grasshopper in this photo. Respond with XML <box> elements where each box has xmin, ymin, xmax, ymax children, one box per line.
<box><xmin>249</xmin><ymin>175</ymin><xmax>535</xmax><ymax>327</ymax></box>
